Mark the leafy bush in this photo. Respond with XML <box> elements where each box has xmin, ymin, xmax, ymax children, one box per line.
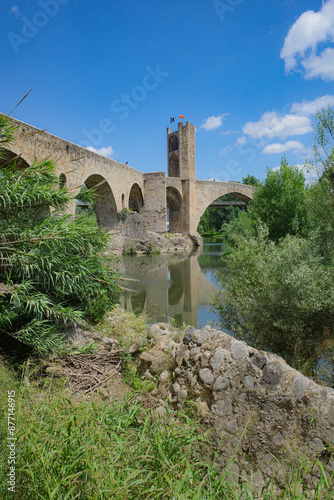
<box><xmin>0</xmin><ymin>116</ymin><xmax>120</xmax><ymax>354</ymax></box>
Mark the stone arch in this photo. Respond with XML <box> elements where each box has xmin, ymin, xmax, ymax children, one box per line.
<box><xmin>0</xmin><ymin>149</ymin><xmax>30</xmax><ymax>170</ymax></box>
<box><xmin>59</xmin><ymin>173</ymin><xmax>67</xmax><ymax>188</ymax></box>
<box><xmin>169</xmin><ymin>153</ymin><xmax>180</xmax><ymax>178</ymax></box>
<box><xmin>128</xmin><ymin>183</ymin><xmax>144</xmax><ymax>212</ymax></box>
<box><xmin>166</xmin><ymin>186</ymin><xmax>182</xmax><ymax>233</ymax></box>
<box><xmin>196</xmin><ymin>189</ymin><xmax>252</xmax><ymax>231</ymax></box>
<box><xmin>83</xmin><ymin>174</ymin><xmax>119</xmax><ymax>228</ymax></box>
<box><xmin>169</xmin><ymin>134</ymin><xmax>178</xmax><ymax>152</ymax></box>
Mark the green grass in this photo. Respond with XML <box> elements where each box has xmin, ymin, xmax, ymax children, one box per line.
<box><xmin>0</xmin><ymin>358</ymin><xmax>334</xmax><ymax>499</ymax></box>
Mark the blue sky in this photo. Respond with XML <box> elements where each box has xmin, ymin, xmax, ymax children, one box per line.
<box><xmin>1</xmin><ymin>0</ymin><xmax>334</xmax><ymax>182</ymax></box>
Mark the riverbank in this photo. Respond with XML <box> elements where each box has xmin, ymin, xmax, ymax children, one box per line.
<box><xmin>2</xmin><ymin>307</ymin><xmax>332</xmax><ymax>498</ymax></box>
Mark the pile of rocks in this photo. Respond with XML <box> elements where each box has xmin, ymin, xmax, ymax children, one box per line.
<box><xmin>139</xmin><ymin>322</ymin><xmax>334</xmax><ymax>493</ymax></box>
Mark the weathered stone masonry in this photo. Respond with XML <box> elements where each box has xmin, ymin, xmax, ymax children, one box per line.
<box><xmin>2</xmin><ymin>114</ymin><xmax>255</xmax><ymax>234</ymax></box>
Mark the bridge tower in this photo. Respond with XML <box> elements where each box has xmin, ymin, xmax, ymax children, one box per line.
<box><xmin>166</xmin><ymin>121</ymin><xmax>197</xmax><ymax>233</ymax></box>
<box><xmin>167</xmin><ymin>121</ymin><xmax>196</xmax><ymax>180</ymax></box>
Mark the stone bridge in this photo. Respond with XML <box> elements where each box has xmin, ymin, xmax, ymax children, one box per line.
<box><xmin>2</xmin><ymin>115</ymin><xmax>254</xmax><ymax>234</ymax></box>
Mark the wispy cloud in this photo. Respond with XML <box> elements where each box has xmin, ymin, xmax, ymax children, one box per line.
<box><xmin>290</xmin><ymin>95</ymin><xmax>334</xmax><ymax>115</ymax></box>
<box><xmin>243</xmin><ymin>112</ymin><xmax>312</xmax><ymax>139</ymax></box>
<box><xmin>221</xmin><ymin>130</ymin><xmax>239</xmax><ymax>136</ymax></box>
<box><xmin>235</xmin><ymin>136</ymin><xmax>247</xmax><ymax>146</ymax></box>
<box><xmin>86</xmin><ymin>146</ymin><xmax>114</xmax><ymax>157</ymax></box>
<box><xmin>200</xmin><ymin>114</ymin><xmax>228</xmax><ymax>131</ymax></box>
<box><xmin>280</xmin><ymin>0</ymin><xmax>334</xmax><ymax>80</ymax></box>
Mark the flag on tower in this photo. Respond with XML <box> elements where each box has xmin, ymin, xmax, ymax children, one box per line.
<box><xmin>170</xmin><ymin>117</ymin><xmax>175</xmax><ymax>123</ymax></box>
<box><xmin>179</xmin><ymin>114</ymin><xmax>184</xmax><ymax>119</ymax></box>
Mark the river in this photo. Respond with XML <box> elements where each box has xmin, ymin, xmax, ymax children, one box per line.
<box><xmin>116</xmin><ymin>237</ymin><xmax>229</xmax><ymax>328</ymax></box>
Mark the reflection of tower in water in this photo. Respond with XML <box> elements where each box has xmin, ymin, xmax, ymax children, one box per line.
<box><xmin>118</xmin><ymin>252</ymin><xmax>219</xmax><ymax>328</ymax></box>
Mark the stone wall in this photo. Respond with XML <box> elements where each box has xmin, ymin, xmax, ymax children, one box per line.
<box><xmin>140</xmin><ymin>322</ymin><xmax>334</xmax><ymax>494</ymax></box>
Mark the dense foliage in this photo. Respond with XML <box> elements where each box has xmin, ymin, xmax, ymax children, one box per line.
<box><xmin>214</xmin><ymin>107</ymin><xmax>334</xmax><ymax>377</ymax></box>
<box><xmin>0</xmin><ymin>116</ymin><xmax>120</xmax><ymax>354</ymax></box>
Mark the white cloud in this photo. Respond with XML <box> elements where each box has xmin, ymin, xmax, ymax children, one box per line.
<box><xmin>243</xmin><ymin>111</ymin><xmax>312</xmax><ymax>139</ymax></box>
<box><xmin>290</xmin><ymin>95</ymin><xmax>334</xmax><ymax>115</ymax></box>
<box><xmin>200</xmin><ymin>114</ymin><xmax>227</xmax><ymax>131</ymax></box>
<box><xmin>280</xmin><ymin>0</ymin><xmax>334</xmax><ymax>80</ymax></box>
<box><xmin>262</xmin><ymin>141</ymin><xmax>307</xmax><ymax>155</ymax></box>
<box><xmin>302</xmin><ymin>48</ymin><xmax>334</xmax><ymax>80</ymax></box>
<box><xmin>235</xmin><ymin>136</ymin><xmax>247</xmax><ymax>145</ymax></box>
<box><xmin>221</xmin><ymin>130</ymin><xmax>239</xmax><ymax>135</ymax></box>
<box><xmin>86</xmin><ymin>146</ymin><xmax>114</xmax><ymax>157</ymax></box>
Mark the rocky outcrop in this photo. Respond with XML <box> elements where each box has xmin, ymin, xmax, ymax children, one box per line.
<box><xmin>105</xmin><ymin>212</ymin><xmax>202</xmax><ymax>255</ymax></box>
<box><xmin>140</xmin><ymin>323</ymin><xmax>334</xmax><ymax>493</ymax></box>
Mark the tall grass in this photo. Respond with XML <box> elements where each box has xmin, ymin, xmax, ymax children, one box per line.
<box><xmin>0</xmin><ymin>359</ymin><xmax>333</xmax><ymax>499</ymax></box>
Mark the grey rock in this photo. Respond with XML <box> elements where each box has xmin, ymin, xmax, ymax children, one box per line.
<box><xmin>179</xmin><ymin>388</ymin><xmax>188</xmax><ymax>400</ymax></box>
<box><xmin>225</xmin><ymin>463</ymin><xmax>240</xmax><ymax>484</ymax></box>
<box><xmin>226</xmin><ymin>419</ymin><xmax>238</xmax><ymax>435</ymax></box>
<box><xmin>252</xmin><ymin>471</ymin><xmax>264</xmax><ymax>487</ymax></box>
<box><xmin>231</xmin><ymin>340</ymin><xmax>248</xmax><ymax>360</ymax></box>
<box><xmin>176</xmin><ymin>345</ymin><xmax>189</xmax><ymax>366</ymax></box>
<box><xmin>183</xmin><ymin>326</ymin><xmax>196</xmax><ymax>344</ymax></box>
<box><xmin>199</xmin><ymin>368</ymin><xmax>214</xmax><ymax>385</ymax></box>
<box><xmin>261</xmin><ymin>362</ymin><xmax>283</xmax><ymax>387</ymax></box>
<box><xmin>211</xmin><ymin>398</ymin><xmax>233</xmax><ymax>416</ymax></box>
<box><xmin>139</xmin><ymin>352</ymin><xmax>154</xmax><ymax>365</ymax></box>
<box><xmin>209</xmin><ymin>347</ymin><xmax>226</xmax><ymax>372</ymax></box>
<box><xmin>172</xmin><ymin>382</ymin><xmax>181</xmax><ymax>395</ymax></box>
<box><xmin>82</xmin><ymin>330</ymin><xmax>94</xmax><ymax>338</ymax></box>
<box><xmin>213</xmin><ymin>376</ymin><xmax>230</xmax><ymax>392</ymax></box>
<box><xmin>243</xmin><ymin>375</ymin><xmax>255</xmax><ymax>389</ymax></box>
<box><xmin>311</xmin><ymin>438</ymin><xmax>324</xmax><ymax>452</ymax></box>
<box><xmin>196</xmin><ymin>330</ymin><xmax>211</xmax><ymax>345</ymax></box>
<box><xmin>251</xmin><ymin>352</ymin><xmax>267</xmax><ymax>369</ymax></box>
<box><xmin>272</xmin><ymin>432</ymin><xmax>283</xmax><ymax>447</ymax></box>
<box><xmin>150</xmin><ymin>353</ymin><xmax>173</xmax><ymax>375</ymax></box>
<box><xmin>189</xmin><ymin>346</ymin><xmax>201</xmax><ymax>357</ymax></box>
<box><xmin>159</xmin><ymin>371</ymin><xmax>170</xmax><ymax>383</ymax></box>
<box><xmin>329</xmin><ymin>401</ymin><xmax>334</xmax><ymax>426</ymax></box>
<box><xmin>294</xmin><ymin>376</ymin><xmax>309</xmax><ymax>399</ymax></box>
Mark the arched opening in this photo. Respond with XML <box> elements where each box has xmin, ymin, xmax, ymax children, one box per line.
<box><xmin>77</xmin><ymin>174</ymin><xmax>119</xmax><ymax>229</ymax></box>
<box><xmin>0</xmin><ymin>149</ymin><xmax>30</xmax><ymax>170</ymax></box>
<box><xmin>169</xmin><ymin>154</ymin><xmax>180</xmax><ymax>178</ymax></box>
<box><xmin>169</xmin><ymin>135</ymin><xmax>178</xmax><ymax>152</ymax></box>
<box><xmin>128</xmin><ymin>183</ymin><xmax>144</xmax><ymax>212</ymax></box>
<box><xmin>59</xmin><ymin>173</ymin><xmax>67</xmax><ymax>188</ymax></box>
<box><xmin>197</xmin><ymin>192</ymin><xmax>250</xmax><ymax>234</ymax></box>
<box><xmin>166</xmin><ymin>186</ymin><xmax>182</xmax><ymax>233</ymax></box>
<box><xmin>121</xmin><ymin>193</ymin><xmax>125</xmax><ymax>208</ymax></box>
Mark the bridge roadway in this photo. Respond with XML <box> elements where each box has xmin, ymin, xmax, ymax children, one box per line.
<box><xmin>1</xmin><ymin>114</ymin><xmax>254</xmax><ymax>234</ymax></box>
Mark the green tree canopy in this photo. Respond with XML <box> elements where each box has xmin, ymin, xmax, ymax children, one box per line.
<box><xmin>242</xmin><ymin>174</ymin><xmax>260</xmax><ymax>186</ymax></box>
<box><xmin>249</xmin><ymin>157</ymin><xmax>308</xmax><ymax>240</ymax></box>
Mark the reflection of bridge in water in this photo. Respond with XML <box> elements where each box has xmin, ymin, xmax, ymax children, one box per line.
<box><xmin>117</xmin><ymin>250</ymin><xmax>220</xmax><ymax>328</ymax></box>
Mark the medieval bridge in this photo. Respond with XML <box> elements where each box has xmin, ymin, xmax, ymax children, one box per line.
<box><xmin>3</xmin><ymin>116</ymin><xmax>254</xmax><ymax>234</ymax></box>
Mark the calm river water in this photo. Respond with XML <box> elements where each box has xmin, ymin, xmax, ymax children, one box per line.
<box><xmin>116</xmin><ymin>237</ymin><xmax>229</xmax><ymax>328</ymax></box>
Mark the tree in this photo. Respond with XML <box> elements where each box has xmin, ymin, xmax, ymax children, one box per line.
<box><xmin>249</xmin><ymin>157</ymin><xmax>308</xmax><ymax>240</ymax></box>
<box><xmin>212</xmin><ymin>228</ymin><xmax>334</xmax><ymax>373</ymax></box>
<box><xmin>0</xmin><ymin>116</ymin><xmax>120</xmax><ymax>354</ymax></box>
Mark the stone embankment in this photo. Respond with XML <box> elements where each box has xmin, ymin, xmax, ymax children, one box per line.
<box><xmin>63</xmin><ymin>314</ymin><xmax>334</xmax><ymax>494</ymax></box>
<box><xmin>138</xmin><ymin>322</ymin><xmax>334</xmax><ymax>493</ymax></box>
<box><xmin>105</xmin><ymin>211</ymin><xmax>202</xmax><ymax>255</ymax></box>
